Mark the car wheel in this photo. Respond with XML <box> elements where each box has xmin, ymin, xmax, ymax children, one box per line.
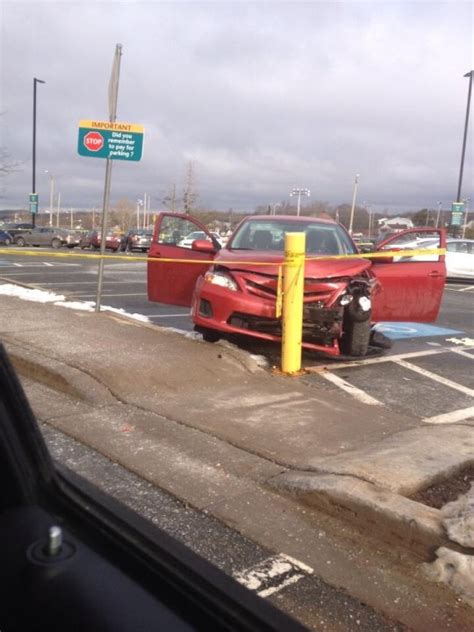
<box><xmin>16</xmin><ymin>237</ymin><xmax>26</xmax><ymax>247</ymax></box>
<box><xmin>341</xmin><ymin>318</ymin><xmax>371</xmax><ymax>357</ymax></box>
<box><xmin>67</xmin><ymin>244</ymin><xmax>75</xmax><ymax>249</ymax></box>
<box><xmin>194</xmin><ymin>326</ymin><xmax>220</xmax><ymax>343</ymax></box>
<box><xmin>51</xmin><ymin>238</ymin><xmax>62</xmax><ymax>249</ymax></box>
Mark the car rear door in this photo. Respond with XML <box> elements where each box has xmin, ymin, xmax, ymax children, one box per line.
<box><xmin>147</xmin><ymin>213</ymin><xmax>217</xmax><ymax>306</ymax></box>
<box><xmin>371</xmin><ymin>228</ymin><xmax>446</xmax><ymax>322</ymax></box>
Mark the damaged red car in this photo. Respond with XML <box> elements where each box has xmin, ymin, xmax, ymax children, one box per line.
<box><xmin>147</xmin><ymin>213</ymin><xmax>446</xmax><ymax>357</ymax></box>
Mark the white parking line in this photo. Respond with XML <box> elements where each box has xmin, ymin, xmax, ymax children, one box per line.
<box><xmin>458</xmin><ymin>285</ymin><xmax>474</xmax><ymax>292</ymax></box>
<box><xmin>395</xmin><ymin>359</ymin><xmax>474</xmax><ymax>397</ymax></box>
<box><xmin>423</xmin><ymin>406</ymin><xmax>474</xmax><ymax>424</ymax></box>
<box><xmin>147</xmin><ymin>313</ymin><xmax>190</xmax><ymax>318</ymax></box>
<box><xmin>73</xmin><ymin>292</ymin><xmax>148</xmax><ymax>298</ymax></box>
<box><xmin>451</xmin><ymin>348</ymin><xmax>474</xmax><ymax>360</ymax></box>
<box><xmin>233</xmin><ymin>554</ymin><xmax>313</xmax><ymax>598</ymax></box>
<box><xmin>306</xmin><ymin>347</ymin><xmax>454</xmax><ymax>372</ymax></box>
<box><xmin>37</xmin><ymin>281</ymin><xmax>146</xmax><ymax>285</ymax></box>
<box><xmin>320</xmin><ymin>371</ymin><xmax>382</xmax><ymax>405</ymax></box>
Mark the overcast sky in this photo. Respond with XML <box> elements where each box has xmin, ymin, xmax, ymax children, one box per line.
<box><xmin>1</xmin><ymin>0</ymin><xmax>473</xmax><ymax>214</ymax></box>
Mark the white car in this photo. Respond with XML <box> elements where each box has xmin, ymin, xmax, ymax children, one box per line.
<box><xmin>446</xmin><ymin>239</ymin><xmax>474</xmax><ymax>279</ymax></box>
<box><xmin>178</xmin><ymin>231</ymin><xmax>222</xmax><ymax>249</ymax></box>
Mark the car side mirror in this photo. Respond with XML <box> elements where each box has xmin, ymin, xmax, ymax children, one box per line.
<box><xmin>191</xmin><ymin>239</ymin><xmax>216</xmax><ymax>253</ymax></box>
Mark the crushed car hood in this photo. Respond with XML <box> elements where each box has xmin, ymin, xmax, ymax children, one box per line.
<box><xmin>215</xmin><ymin>249</ymin><xmax>372</xmax><ymax>278</ymax></box>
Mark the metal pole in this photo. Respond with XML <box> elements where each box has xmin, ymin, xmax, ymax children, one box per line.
<box><xmin>462</xmin><ymin>198</ymin><xmax>470</xmax><ymax>238</ymax></box>
<box><xmin>297</xmin><ymin>191</ymin><xmax>301</xmax><ymax>216</ymax></box>
<box><xmin>456</xmin><ymin>70</ymin><xmax>473</xmax><ymax>203</ymax></box>
<box><xmin>49</xmin><ymin>174</ymin><xmax>54</xmax><ymax>226</ymax></box>
<box><xmin>348</xmin><ymin>174</ymin><xmax>359</xmax><ymax>234</ymax></box>
<box><xmin>281</xmin><ymin>232</ymin><xmax>305</xmax><ymax>375</ymax></box>
<box><xmin>436</xmin><ymin>201</ymin><xmax>442</xmax><ymax>228</ymax></box>
<box><xmin>96</xmin><ymin>43</ymin><xmax>123</xmax><ymax>313</ymax></box>
<box><xmin>56</xmin><ymin>192</ymin><xmax>61</xmax><ymax>227</ymax></box>
<box><xmin>32</xmin><ymin>78</ymin><xmax>45</xmax><ymax>228</ymax></box>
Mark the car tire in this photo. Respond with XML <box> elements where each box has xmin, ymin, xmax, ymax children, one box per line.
<box><xmin>15</xmin><ymin>237</ymin><xmax>26</xmax><ymax>247</ymax></box>
<box><xmin>51</xmin><ymin>238</ymin><xmax>62</xmax><ymax>249</ymax></box>
<box><xmin>341</xmin><ymin>318</ymin><xmax>371</xmax><ymax>357</ymax></box>
<box><xmin>195</xmin><ymin>326</ymin><xmax>220</xmax><ymax>343</ymax></box>
<box><xmin>67</xmin><ymin>244</ymin><xmax>75</xmax><ymax>249</ymax></box>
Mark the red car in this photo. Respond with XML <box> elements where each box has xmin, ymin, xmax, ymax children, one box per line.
<box><xmin>147</xmin><ymin>213</ymin><xmax>446</xmax><ymax>357</ymax></box>
<box><xmin>80</xmin><ymin>230</ymin><xmax>122</xmax><ymax>252</ymax></box>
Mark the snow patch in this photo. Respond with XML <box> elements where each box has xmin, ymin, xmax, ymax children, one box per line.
<box><xmin>0</xmin><ymin>283</ymin><xmax>150</xmax><ymax>324</ymax></box>
<box><xmin>441</xmin><ymin>483</ymin><xmax>474</xmax><ymax>548</ymax></box>
<box><xmin>424</xmin><ymin>547</ymin><xmax>474</xmax><ymax>608</ymax></box>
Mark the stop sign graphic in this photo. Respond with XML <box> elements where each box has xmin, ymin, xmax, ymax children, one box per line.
<box><xmin>83</xmin><ymin>131</ymin><xmax>104</xmax><ymax>152</ymax></box>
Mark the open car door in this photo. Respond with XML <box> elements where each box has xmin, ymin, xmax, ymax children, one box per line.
<box><xmin>147</xmin><ymin>213</ymin><xmax>219</xmax><ymax>307</ymax></box>
<box><xmin>371</xmin><ymin>228</ymin><xmax>446</xmax><ymax>322</ymax></box>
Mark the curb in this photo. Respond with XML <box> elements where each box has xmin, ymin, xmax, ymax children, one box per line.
<box><xmin>5</xmin><ymin>342</ymin><xmax>116</xmax><ymax>406</ymax></box>
<box><xmin>269</xmin><ymin>471</ymin><xmax>474</xmax><ymax>561</ymax></box>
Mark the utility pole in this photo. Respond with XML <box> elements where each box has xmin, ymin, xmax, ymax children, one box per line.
<box><xmin>290</xmin><ymin>188</ymin><xmax>310</xmax><ymax>216</ymax></box>
<box><xmin>56</xmin><ymin>192</ymin><xmax>61</xmax><ymax>227</ymax></box>
<box><xmin>348</xmin><ymin>174</ymin><xmax>360</xmax><ymax>234</ymax></box>
<box><xmin>436</xmin><ymin>201</ymin><xmax>442</xmax><ymax>228</ymax></box>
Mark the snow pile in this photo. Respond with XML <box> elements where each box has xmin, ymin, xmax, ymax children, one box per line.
<box><xmin>0</xmin><ymin>283</ymin><xmax>150</xmax><ymax>324</ymax></box>
<box><xmin>424</xmin><ymin>547</ymin><xmax>474</xmax><ymax>608</ymax></box>
<box><xmin>441</xmin><ymin>483</ymin><xmax>474</xmax><ymax>548</ymax></box>
<box><xmin>0</xmin><ymin>283</ymin><xmax>65</xmax><ymax>303</ymax></box>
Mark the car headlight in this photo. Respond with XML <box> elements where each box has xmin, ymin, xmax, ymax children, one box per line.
<box><xmin>204</xmin><ymin>271</ymin><xmax>238</xmax><ymax>291</ymax></box>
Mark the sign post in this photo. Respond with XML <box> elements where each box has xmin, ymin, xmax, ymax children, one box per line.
<box><xmin>29</xmin><ymin>193</ymin><xmax>39</xmax><ymax>215</ymax></box>
<box><xmin>451</xmin><ymin>202</ymin><xmax>464</xmax><ymax>227</ymax></box>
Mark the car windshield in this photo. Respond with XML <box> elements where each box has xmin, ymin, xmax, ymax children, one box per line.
<box><xmin>229</xmin><ymin>219</ymin><xmax>357</xmax><ymax>255</ymax></box>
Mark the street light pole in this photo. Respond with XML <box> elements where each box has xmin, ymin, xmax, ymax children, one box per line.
<box><xmin>290</xmin><ymin>188</ymin><xmax>310</xmax><ymax>216</ymax></box>
<box><xmin>456</xmin><ymin>70</ymin><xmax>473</xmax><ymax>203</ymax></box>
<box><xmin>44</xmin><ymin>171</ymin><xmax>55</xmax><ymax>226</ymax></box>
<box><xmin>56</xmin><ymin>192</ymin><xmax>61</xmax><ymax>227</ymax></box>
<box><xmin>348</xmin><ymin>173</ymin><xmax>360</xmax><ymax>235</ymax></box>
<box><xmin>462</xmin><ymin>198</ymin><xmax>470</xmax><ymax>238</ymax></box>
<box><xmin>32</xmin><ymin>77</ymin><xmax>45</xmax><ymax>228</ymax></box>
<box><xmin>436</xmin><ymin>201</ymin><xmax>442</xmax><ymax>228</ymax></box>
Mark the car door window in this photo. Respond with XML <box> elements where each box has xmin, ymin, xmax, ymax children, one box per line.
<box><xmin>157</xmin><ymin>216</ymin><xmax>207</xmax><ymax>247</ymax></box>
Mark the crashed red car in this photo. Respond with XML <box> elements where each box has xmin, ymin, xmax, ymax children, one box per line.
<box><xmin>147</xmin><ymin>213</ymin><xmax>446</xmax><ymax>357</ymax></box>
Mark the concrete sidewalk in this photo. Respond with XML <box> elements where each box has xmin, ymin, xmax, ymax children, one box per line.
<box><xmin>1</xmin><ymin>290</ymin><xmax>473</xmax><ymax>614</ymax></box>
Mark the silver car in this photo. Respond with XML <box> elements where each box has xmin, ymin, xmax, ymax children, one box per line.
<box><xmin>15</xmin><ymin>227</ymin><xmax>81</xmax><ymax>249</ymax></box>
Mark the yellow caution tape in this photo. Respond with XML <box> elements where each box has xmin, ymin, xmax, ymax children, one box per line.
<box><xmin>0</xmin><ymin>247</ymin><xmax>446</xmax><ymax>266</ymax></box>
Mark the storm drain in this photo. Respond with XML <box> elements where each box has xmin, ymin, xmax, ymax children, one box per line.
<box><xmin>410</xmin><ymin>464</ymin><xmax>474</xmax><ymax>509</ymax></box>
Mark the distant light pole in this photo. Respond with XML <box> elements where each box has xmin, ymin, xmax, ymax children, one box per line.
<box><xmin>44</xmin><ymin>170</ymin><xmax>55</xmax><ymax>226</ymax></box>
<box><xmin>56</xmin><ymin>192</ymin><xmax>61</xmax><ymax>227</ymax></box>
<box><xmin>348</xmin><ymin>173</ymin><xmax>360</xmax><ymax>234</ymax></box>
<box><xmin>456</xmin><ymin>70</ymin><xmax>473</xmax><ymax>203</ymax></box>
<box><xmin>32</xmin><ymin>77</ymin><xmax>45</xmax><ymax>228</ymax></box>
<box><xmin>272</xmin><ymin>203</ymin><xmax>282</xmax><ymax>216</ymax></box>
<box><xmin>290</xmin><ymin>188</ymin><xmax>310</xmax><ymax>216</ymax></box>
<box><xmin>136</xmin><ymin>199</ymin><xmax>143</xmax><ymax>227</ymax></box>
<box><xmin>436</xmin><ymin>201</ymin><xmax>442</xmax><ymax>228</ymax></box>
<box><xmin>462</xmin><ymin>198</ymin><xmax>470</xmax><ymax>238</ymax></box>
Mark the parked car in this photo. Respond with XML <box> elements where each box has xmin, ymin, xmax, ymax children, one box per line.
<box><xmin>79</xmin><ymin>230</ymin><xmax>121</xmax><ymax>251</ymax></box>
<box><xmin>15</xmin><ymin>227</ymin><xmax>81</xmax><ymax>249</ymax></box>
<box><xmin>147</xmin><ymin>214</ymin><xmax>446</xmax><ymax>357</ymax></box>
<box><xmin>0</xmin><ymin>229</ymin><xmax>13</xmax><ymax>245</ymax></box>
<box><xmin>120</xmin><ymin>228</ymin><xmax>153</xmax><ymax>252</ymax></box>
<box><xmin>178</xmin><ymin>230</ymin><xmax>222</xmax><ymax>249</ymax></box>
<box><xmin>445</xmin><ymin>239</ymin><xmax>474</xmax><ymax>279</ymax></box>
<box><xmin>1</xmin><ymin>222</ymin><xmax>34</xmax><ymax>238</ymax></box>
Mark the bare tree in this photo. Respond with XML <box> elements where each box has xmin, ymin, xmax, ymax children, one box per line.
<box><xmin>162</xmin><ymin>183</ymin><xmax>179</xmax><ymax>212</ymax></box>
<box><xmin>182</xmin><ymin>161</ymin><xmax>198</xmax><ymax>214</ymax></box>
<box><xmin>110</xmin><ymin>198</ymin><xmax>135</xmax><ymax>231</ymax></box>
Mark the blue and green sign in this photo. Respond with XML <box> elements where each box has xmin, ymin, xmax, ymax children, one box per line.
<box><xmin>77</xmin><ymin>120</ymin><xmax>144</xmax><ymax>161</ymax></box>
<box><xmin>451</xmin><ymin>202</ymin><xmax>464</xmax><ymax>226</ymax></box>
<box><xmin>29</xmin><ymin>193</ymin><xmax>38</xmax><ymax>214</ymax></box>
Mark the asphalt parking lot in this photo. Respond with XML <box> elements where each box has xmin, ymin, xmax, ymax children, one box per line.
<box><xmin>1</xmin><ymin>246</ymin><xmax>473</xmax><ymax>427</ymax></box>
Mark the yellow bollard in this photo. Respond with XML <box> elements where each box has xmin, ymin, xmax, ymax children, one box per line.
<box><xmin>281</xmin><ymin>232</ymin><xmax>306</xmax><ymax>374</ymax></box>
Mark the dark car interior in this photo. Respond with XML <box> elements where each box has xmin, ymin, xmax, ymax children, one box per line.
<box><xmin>0</xmin><ymin>344</ymin><xmax>304</xmax><ymax>631</ymax></box>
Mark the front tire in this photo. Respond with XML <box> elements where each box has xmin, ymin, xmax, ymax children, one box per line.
<box><xmin>194</xmin><ymin>325</ymin><xmax>221</xmax><ymax>343</ymax></box>
<box><xmin>51</xmin><ymin>238</ymin><xmax>62</xmax><ymax>249</ymax></box>
<box><xmin>16</xmin><ymin>236</ymin><xmax>26</xmax><ymax>247</ymax></box>
<box><xmin>340</xmin><ymin>318</ymin><xmax>371</xmax><ymax>357</ymax></box>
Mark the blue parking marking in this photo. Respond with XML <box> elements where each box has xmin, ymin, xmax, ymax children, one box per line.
<box><xmin>374</xmin><ymin>322</ymin><xmax>463</xmax><ymax>340</ymax></box>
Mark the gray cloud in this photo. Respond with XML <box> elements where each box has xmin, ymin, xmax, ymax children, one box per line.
<box><xmin>1</xmin><ymin>0</ymin><xmax>473</xmax><ymax>214</ymax></box>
